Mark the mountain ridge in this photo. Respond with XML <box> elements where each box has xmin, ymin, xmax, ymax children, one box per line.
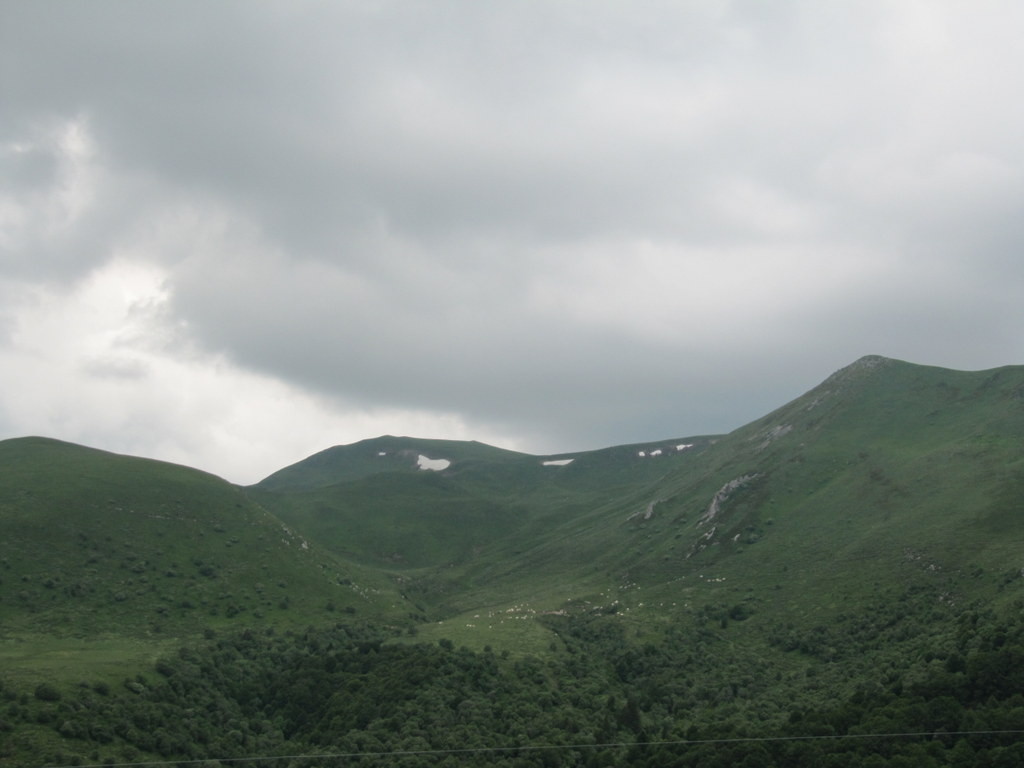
<box><xmin>3</xmin><ymin>352</ymin><xmax>1023</xmax><ymax>631</ymax></box>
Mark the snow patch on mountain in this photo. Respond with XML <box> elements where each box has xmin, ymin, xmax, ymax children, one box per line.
<box><xmin>417</xmin><ymin>455</ymin><xmax>450</xmax><ymax>471</ymax></box>
<box><xmin>542</xmin><ymin>458</ymin><xmax>574</xmax><ymax>466</ymax></box>
<box><xmin>640</xmin><ymin>444</ymin><xmax>694</xmax><ymax>457</ymax></box>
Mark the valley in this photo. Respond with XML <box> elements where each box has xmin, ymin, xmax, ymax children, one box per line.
<box><xmin>2</xmin><ymin>356</ymin><xmax>1024</xmax><ymax>766</ymax></box>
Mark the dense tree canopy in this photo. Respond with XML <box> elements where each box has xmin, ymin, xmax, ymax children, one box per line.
<box><xmin>4</xmin><ymin>591</ymin><xmax>1024</xmax><ymax>767</ymax></box>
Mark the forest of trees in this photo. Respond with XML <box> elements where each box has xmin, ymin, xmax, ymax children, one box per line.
<box><xmin>4</xmin><ymin>590</ymin><xmax>1024</xmax><ymax>767</ymax></box>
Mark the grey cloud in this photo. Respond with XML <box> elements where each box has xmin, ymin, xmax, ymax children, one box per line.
<box><xmin>3</xmin><ymin>1</ymin><xmax>862</xmax><ymax>257</ymax></box>
<box><xmin>3</xmin><ymin>0</ymin><xmax>1024</xmax><ymax>467</ymax></box>
<box><xmin>0</xmin><ymin>142</ymin><xmax>58</xmax><ymax>190</ymax></box>
<box><xmin>164</xmin><ymin>239</ymin><xmax>915</xmax><ymax>450</ymax></box>
<box><xmin>80</xmin><ymin>355</ymin><xmax>149</xmax><ymax>381</ymax></box>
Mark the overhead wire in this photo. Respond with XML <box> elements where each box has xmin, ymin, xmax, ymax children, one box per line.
<box><xmin>39</xmin><ymin>728</ymin><xmax>1024</xmax><ymax>768</ymax></box>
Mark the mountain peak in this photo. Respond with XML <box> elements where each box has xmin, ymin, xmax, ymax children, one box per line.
<box><xmin>850</xmin><ymin>353</ymin><xmax>895</xmax><ymax>367</ymax></box>
<box><xmin>830</xmin><ymin>353</ymin><xmax>897</xmax><ymax>378</ymax></box>
<box><xmin>253</xmin><ymin>435</ymin><xmax>531</xmax><ymax>491</ymax></box>
<box><xmin>806</xmin><ymin>354</ymin><xmax>903</xmax><ymax>396</ymax></box>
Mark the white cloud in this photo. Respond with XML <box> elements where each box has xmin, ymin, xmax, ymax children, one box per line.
<box><xmin>0</xmin><ymin>259</ymin><xmax>520</xmax><ymax>483</ymax></box>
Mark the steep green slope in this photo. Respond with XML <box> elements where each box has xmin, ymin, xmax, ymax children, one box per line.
<box><xmin>549</xmin><ymin>355</ymin><xmax>1024</xmax><ymax>627</ymax></box>
<box><xmin>335</xmin><ymin>356</ymin><xmax>1024</xmax><ymax>639</ymax></box>
<box><xmin>661</xmin><ymin>356</ymin><xmax>1024</xmax><ymax>573</ymax></box>
<box><xmin>0</xmin><ymin>437</ymin><xmax>401</xmax><ymax>639</ymax></box>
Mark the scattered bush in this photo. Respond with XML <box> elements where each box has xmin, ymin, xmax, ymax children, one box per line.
<box><xmin>34</xmin><ymin>683</ymin><xmax>61</xmax><ymax>702</ymax></box>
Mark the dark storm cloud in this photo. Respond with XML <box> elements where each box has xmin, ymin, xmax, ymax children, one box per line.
<box><xmin>3</xmin><ymin>1</ymin><xmax>825</xmax><ymax>257</ymax></box>
<box><xmin>3</xmin><ymin>0</ymin><xmax>1024</xmax><ymax>473</ymax></box>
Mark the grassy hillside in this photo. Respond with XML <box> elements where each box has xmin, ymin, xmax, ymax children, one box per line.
<box><xmin>646</xmin><ymin>356</ymin><xmax>1024</xmax><ymax>589</ymax></box>
<box><xmin>0</xmin><ymin>437</ymin><xmax>405</xmax><ymax>641</ymax></box>
<box><xmin>5</xmin><ymin>356</ymin><xmax>1022</xmax><ymax>644</ymax></box>
<box><xmin>3</xmin><ymin>356</ymin><xmax>1024</xmax><ymax>767</ymax></box>
<box><xmin>248</xmin><ymin>435</ymin><xmax>714</xmax><ymax>598</ymax></box>
<box><xmin>300</xmin><ymin>356</ymin><xmax>1024</xmax><ymax>653</ymax></box>
<box><xmin>236</xmin><ymin>356</ymin><xmax>1024</xmax><ymax>640</ymax></box>
<box><xmin>255</xmin><ymin>435</ymin><xmax>533</xmax><ymax>491</ymax></box>
<box><xmin>510</xmin><ymin>354</ymin><xmax>1024</xmax><ymax>663</ymax></box>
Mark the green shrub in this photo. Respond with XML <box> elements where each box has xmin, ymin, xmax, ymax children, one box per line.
<box><xmin>34</xmin><ymin>683</ymin><xmax>61</xmax><ymax>702</ymax></box>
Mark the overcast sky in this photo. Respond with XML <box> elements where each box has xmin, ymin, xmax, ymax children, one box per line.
<box><xmin>2</xmin><ymin>1</ymin><xmax>1023</xmax><ymax>483</ymax></box>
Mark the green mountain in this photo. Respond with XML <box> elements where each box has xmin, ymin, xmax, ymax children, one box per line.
<box><xmin>236</xmin><ymin>356</ymin><xmax>1024</xmax><ymax>639</ymax></box>
<box><xmin>3</xmin><ymin>356</ymin><xmax>1024</xmax><ymax>767</ymax></box>
<box><xmin>254</xmin><ymin>435</ymin><xmax>534</xmax><ymax>491</ymax></box>
<box><xmin>248</xmin><ymin>434</ymin><xmax>713</xmax><ymax>577</ymax></box>
<box><xmin>592</xmin><ymin>354</ymin><xmax>1024</xmax><ymax>593</ymax></box>
<box><xmin>0</xmin><ymin>437</ymin><xmax>404</xmax><ymax>638</ymax></box>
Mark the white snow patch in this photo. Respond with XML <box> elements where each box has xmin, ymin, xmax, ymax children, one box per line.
<box><xmin>417</xmin><ymin>455</ymin><xmax>450</xmax><ymax>471</ymax></box>
<box><xmin>676</xmin><ymin>443</ymin><xmax>694</xmax><ymax>451</ymax></box>
<box><xmin>649</xmin><ymin>449</ymin><xmax>663</xmax><ymax>457</ymax></box>
<box><xmin>542</xmin><ymin>458</ymin><xmax>574</xmax><ymax>466</ymax></box>
<box><xmin>378</xmin><ymin>451</ymin><xmax>387</xmax><ymax>456</ymax></box>
<box><xmin>638</xmin><ymin>450</ymin><xmax>645</xmax><ymax>457</ymax></box>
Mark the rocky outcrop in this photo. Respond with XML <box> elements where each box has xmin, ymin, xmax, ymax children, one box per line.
<box><xmin>699</xmin><ymin>474</ymin><xmax>758</xmax><ymax>527</ymax></box>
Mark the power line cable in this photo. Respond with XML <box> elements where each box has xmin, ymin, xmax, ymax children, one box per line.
<box><xmin>40</xmin><ymin>728</ymin><xmax>1024</xmax><ymax>768</ymax></box>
